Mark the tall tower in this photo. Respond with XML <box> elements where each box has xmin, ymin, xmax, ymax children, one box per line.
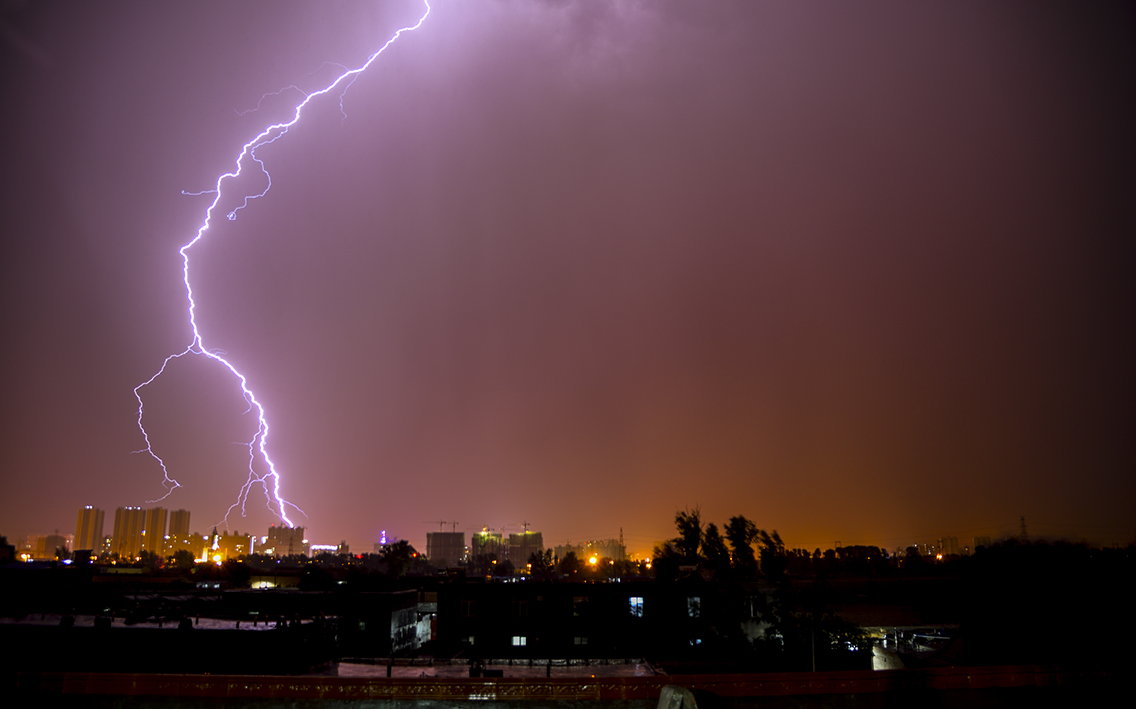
<box><xmin>74</xmin><ymin>506</ymin><xmax>105</xmax><ymax>552</ymax></box>
<box><xmin>142</xmin><ymin>507</ymin><xmax>168</xmax><ymax>555</ymax></box>
<box><xmin>112</xmin><ymin>507</ymin><xmax>144</xmax><ymax>559</ymax></box>
<box><xmin>169</xmin><ymin>509</ymin><xmax>191</xmax><ymax>537</ymax></box>
<box><xmin>427</xmin><ymin>531</ymin><xmax>466</xmax><ymax>568</ymax></box>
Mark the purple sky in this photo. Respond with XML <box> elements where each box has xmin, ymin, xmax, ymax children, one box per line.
<box><xmin>1</xmin><ymin>1</ymin><xmax>1133</xmax><ymax>557</ymax></box>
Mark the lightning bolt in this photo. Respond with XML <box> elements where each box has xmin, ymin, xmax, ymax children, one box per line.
<box><xmin>133</xmin><ymin>1</ymin><xmax>432</xmax><ymax>528</ymax></box>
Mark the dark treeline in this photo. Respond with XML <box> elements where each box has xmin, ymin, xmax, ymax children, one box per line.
<box><xmin>649</xmin><ymin>507</ymin><xmax>1136</xmax><ymax>671</ymax></box>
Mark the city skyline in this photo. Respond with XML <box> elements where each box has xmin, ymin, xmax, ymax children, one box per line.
<box><xmin>9</xmin><ymin>503</ymin><xmax>1121</xmax><ymax>563</ymax></box>
<box><xmin>1</xmin><ymin>2</ymin><xmax>1133</xmax><ymax>556</ymax></box>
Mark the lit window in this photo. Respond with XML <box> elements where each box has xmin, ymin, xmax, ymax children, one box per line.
<box><xmin>687</xmin><ymin>597</ymin><xmax>701</xmax><ymax>618</ymax></box>
<box><xmin>574</xmin><ymin>636</ymin><xmax>588</xmax><ymax>645</ymax></box>
<box><xmin>512</xmin><ymin>636</ymin><xmax>527</xmax><ymax>646</ymax></box>
<box><xmin>629</xmin><ymin>596</ymin><xmax>644</xmax><ymax>617</ymax></box>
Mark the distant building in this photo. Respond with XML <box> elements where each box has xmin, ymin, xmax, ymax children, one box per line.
<box><xmin>169</xmin><ymin>509</ymin><xmax>191</xmax><ymax>537</ymax></box>
<box><xmin>508</xmin><ymin>531</ymin><xmax>544</xmax><ymax>566</ymax></box>
<box><xmin>22</xmin><ymin>533</ymin><xmax>68</xmax><ymax>560</ymax></box>
<box><xmin>168</xmin><ymin>534</ymin><xmax>205</xmax><ymax>559</ymax></box>
<box><xmin>586</xmin><ymin>538</ymin><xmax>626</xmax><ymax>562</ymax></box>
<box><xmin>206</xmin><ymin>529</ymin><xmax>251</xmax><ymax>560</ymax></box>
<box><xmin>973</xmin><ymin>535</ymin><xmax>992</xmax><ymax>550</ymax></box>
<box><xmin>939</xmin><ymin>536</ymin><xmax>959</xmax><ymax>556</ymax></box>
<box><xmin>470</xmin><ymin>529</ymin><xmax>504</xmax><ymax>559</ymax></box>
<box><xmin>74</xmin><ymin>506</ymin><xmax>105</xmax><ymax>552</ymax></box>
<box><xmin>141</xmin><ymin>507</ymin><xmax>168</xmax><ymax>556</ymax></box>
<box><xmin>427</xmin><ymin>531</ymin><xmax>466</xmax><ymax>568</ymax></box>
<box><xmin>555</xmin><ymin>538</ymin><xmax>626</xmax><ymax>563</ymax></box>
<box><xmin>263</xmin><ymin>524</ymin><xmax>308</xmax><ymax>557</ymax></box>
<box><xmin>112</xmin><ymin>507</ymin><xmax>145</xmax><ymax>559</ymax></box>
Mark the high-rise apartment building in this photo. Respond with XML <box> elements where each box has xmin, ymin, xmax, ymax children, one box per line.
<box><xmin>939</xmin><ymin>536</ymin><xmax>960</xmax><ymax>556</ymax></box>
<box><xmin>470</xmin><ymin>529</ymin><xmax>503</xmax><ymax>559</ymax></box>
<box><xmin>112</xmin><ymin>507</ymin><xmax>145</xmax><ymax>559</ymax></box>
<box><xmin>426</xmin><ymin>531</ymin><xmax>466</xmax><ymax>568</ymax></box>
<box><xmin>508</xmin><ymin>531</ymin><xmax>544</xmax><ymax>566</ymax></box>
<box><xmin>169</xmin><ymin>509</ymin><xmax>190</xmax><ymax>537</ymax></box>
<box><xmin>141</xmin><ymin>507</ymin><xmax>168</xmax><ymax>555</ymax></box>
<box><xmin>74</xmin><ymin>506</ymin><xmax>105</xmax><ymax>552</ymax></box>
<box><xmin>263</xmin><ymin>524</ymin><xmax>308</xmax><ymax>557</ymax></box>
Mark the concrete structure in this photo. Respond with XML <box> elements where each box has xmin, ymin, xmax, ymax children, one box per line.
<box><xmin>141</xmin><ymin>507</ymin><xmax>167</xmax><ymax>556</ymax></box>
<box><xmin>168</xmin><ymin>509</ymin><xmax>190</xmax><ymax>537</ymax></box>
<box><xmin>470</xmin><ymin>529</ymin><xmax>504</xmax><ymax>559</ymax></box>
<box><xmin>263</xmin><ymin>524</ymin><xmax>308</xmax><ymax>557</ymax></box>
<box><xmin>21</xmin><ymin>533</ymin><xmax>69</xmax><ymax>560</ymax></box>
<box><xmin>210</xmin><ymin>530</ymin><xmax>252</xmax><ymax>560</ymax></box>
<box><xmin>508</xmin><ymin>531</ymin><xmax>544</xmax><ymax>566</ymax></box>
<box><xmin>112</xmin><ymin>507</ymin><xmax>145</xmax><ymax>559</ymax></box>
<box><xmin>74</xmin><ymin>506</ymin><xmax>104</xmax><ymax>553</ymax></box>
<box><xmin>939</xmin><ymin>536</ymin><xmax>959</xmax><ymax>556</ymax></box>
<box><xmin>427</xmin><ymin>531</ymin><xmax>465</xmax><ymax>568</ymax></box>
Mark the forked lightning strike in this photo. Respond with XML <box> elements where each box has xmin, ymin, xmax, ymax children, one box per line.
<box><xmin>133</xmin><ymin>1</ymin><xmax>432</xmax><ymax>528</ymax></box>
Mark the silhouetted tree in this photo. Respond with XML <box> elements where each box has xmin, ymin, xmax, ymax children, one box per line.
<box><xmin>651</xmin><ymin>540</ymin><xmax>681</xmax><ymax>581</ymax></box>
<box><xmin>491</xmin><ymin>558</ymin><xmax>515</xmax><ymax>577</ymax></box>
<box><xmin>702</xmin><ymin>523</ymin><xmax>730</xmax><ymax>574</ymax></box>
<box><xmin>758</xmin><ymin>529</ymin><xmax>788</xmax><ymax>581</ymax></box>
<box><xmin>377</xmin><ymin>540</ymin><xmax>418</xmax><ymax>577</ymax></box>
<box><xmin>528</xmin><ymin>549</ymin><xmax>554</xmax><ymax>579</ymax></box>
<box><xmin>557</xmin><ymin>551</ymin><xmax>582</xmax><ymax>577</ymax></box>
<box><xmin>468</xmin><ymin>553</ymin><xmax>495</xmax><ymax>577</ymax></box>
<box><xmin>903</xmin><ymin>546</ymin><xmax>926</xmax><ymax>571</ymax></box>
<box><xmin>674</xmin><ymin>508</ymin><xmax>703</xmax><ymax>563</ymax></box>
<box><xmin>726</xmin><ymin>515</ymin><xmax>759</xmax><ymax>578</ymax></box>
<box><xmin>136</xmin><ymin>549</ymin><xmax>162</xmax><ymax>571</ymax></box>
<box><xmin>170</xmin><ymin>549</ymin><xmax>196</xmax><ymax>569</ymax></box>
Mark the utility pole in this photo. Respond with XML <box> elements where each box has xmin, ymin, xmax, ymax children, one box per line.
<box><xmin>1019</xmin><ymin>516</ymin><xmax>1029</xmax><ymax>543</ymax></box>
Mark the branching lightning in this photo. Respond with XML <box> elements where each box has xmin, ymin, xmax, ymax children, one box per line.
<box><xmin>133</xmin><ymin>1</ymin><xmax>432</xmax><ymax>528</ymax></box>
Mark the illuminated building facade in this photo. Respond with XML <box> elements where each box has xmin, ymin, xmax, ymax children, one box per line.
<box><xmin>508</xmin><ymin>531</ymin><xmax>544</xmax><ymax>566</ymax></box>
<box><xmin>141</xmin><ymin>507</ymin><xmax>168</xmax><ymax>555</ymax></box>
<box><xmin>263</xmin><ymin>524</ymin><xmax>308</xmax><ymax>558</ymax></box>
<box><xmin>74</xmin><ymin>506</ymin><xmax>105</xmax><ymax>552</ymax></box>
<box><xmin>21</xmin><ymin>533</ymin><xmax>69</xmax><ymax>560</ymax></box>
<box><xmin>112</xmin><ymin>507</ymin><xmax>144</xmax><ymax>559</ymax></box>
<box><xmin>214</xmin><ymin>530</ymin><xmax>251</xmax><ymax>560</ymax></box>
<box><xmin>470</xmin><ymin>529</ymin><xmax>503</xmax><ymax>559</ymax></box>
<box><xmin>169</xmin><ymin>509</ymin><xmax>190</xmax><ymax>537</ymax></box>
<box><xmin>427</xmin><ymin>531</ymin><xmax>466</xmax><ymax>568</ymax></box>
